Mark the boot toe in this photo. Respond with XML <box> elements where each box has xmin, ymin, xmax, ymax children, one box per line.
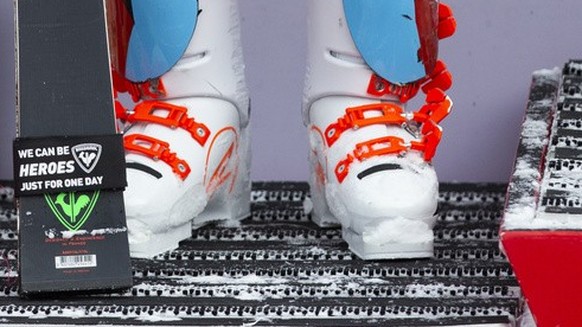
<box><xmin>326</xmin><ymin>157</ymin><xmax>438</xmax><ymax>224</ymax></box>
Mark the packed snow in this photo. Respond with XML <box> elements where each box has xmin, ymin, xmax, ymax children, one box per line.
<box><xmin>501</xmin><ymin>67</ymin><xmax>582</xmax><ymax>230</ymax></box>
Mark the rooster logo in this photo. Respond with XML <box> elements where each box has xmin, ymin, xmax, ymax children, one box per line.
<box><xmin>79</xmin><ymin>152</ymin><xmax>97</xmax><ymax>168</ymax></box>
<box><xmin>45</xmin><ymin>191</ymin><xmax>100</xmax><ymax>231</ymax></box>
<box><xmin>72</xmin><ymin>143</ymin><xmax>102</xmax><ymax>174</ymax></box>
<box><xmin>55</xmin><ymin>193</ymin><xmax>90</xmax><ymax>224</ymax></box>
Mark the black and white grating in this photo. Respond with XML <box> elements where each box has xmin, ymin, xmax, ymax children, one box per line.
<box><xmin>0</xmin><ymin>182</ymin><xmax>519</xmax><ymax>326</ymax></box>
<box><xmin>538</xmin><ymin>61</ymin><xmax>582</xmax><ymax>217</ymax></box>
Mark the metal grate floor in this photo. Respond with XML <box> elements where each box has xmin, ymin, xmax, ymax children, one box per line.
<box><xmin>539</xmin><ymin>60</ymin><xmax>582</xmax><ymax>216</ymax></box>
<box><xmin>0</xmin><ymin>182</ymin><xmax>520</xmax><ymax>326</ymax></box>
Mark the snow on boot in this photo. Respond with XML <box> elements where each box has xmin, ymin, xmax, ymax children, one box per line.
<box><xmin>304</xmin><ymin>0</ymin><xmax>455</xmax><ymax>259</ymax></box>
<box><xmin>109</xmin><ymin>0</ymin><xmax>250</xmax><ymax>258</ymax></box>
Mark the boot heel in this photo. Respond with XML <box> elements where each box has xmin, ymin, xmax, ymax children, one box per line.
<box><xmin>129</xmin><ymin>221</ymin><xmax>192</xmax><ymax>259</ymax></box>
<box><xmin>193</xmin><ymin>181</ymin><xmax>251</xmax><ymax>228</ymax></box>
<box><xmin>309</xmin><ymin>178</ymin><xmax>340</xmax><ymax>227</ymax></box>
<box><xmin>194</xmin><ymin>125</ymin><xmax>251</xmax><ymax>228</ymax></box>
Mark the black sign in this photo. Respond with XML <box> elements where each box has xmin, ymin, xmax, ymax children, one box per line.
<box><xmin>13</xmin><ymin>134</ymin><xmax>127</xmax><ymax>196</ymax></box>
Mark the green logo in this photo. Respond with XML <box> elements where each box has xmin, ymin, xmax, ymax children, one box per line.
<box><xmin>44</xmin><ymin>191</ymin><xmax>100</xmax><ymax>231</ymax></box>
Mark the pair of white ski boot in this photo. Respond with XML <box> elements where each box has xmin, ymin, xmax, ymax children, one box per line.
<box><xmin>112</xmin><ymin>0</ymin><xmax>455</xmax><ymax>260</ymax></box>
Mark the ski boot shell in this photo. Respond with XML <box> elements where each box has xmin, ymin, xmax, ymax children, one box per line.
<box><xmin>110</xmin><ymin>0</ymin><xmax>251</xmax><ymax>258</ymax></box>
<box><xmin>304</xmin><ymin>0</ymin><xmax>454</xmax><ymax>259</ymax></box>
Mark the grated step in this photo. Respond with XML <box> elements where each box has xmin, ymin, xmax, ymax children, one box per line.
<box><xmin>0</xmin><ymin>183</ymin><xmax>519</xmax><ymax>326</ymax></box>
<box><xmin>539</xmin><ymin>61</ymin><xmax>582</xmax><ymax>216</ymax></box>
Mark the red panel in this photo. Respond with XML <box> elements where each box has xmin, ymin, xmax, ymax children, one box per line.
<box><xmin>105</xmin><ymin>0</ymin><xmax>134</xmax><ymax>75</ymax></box>
<box><xmin>501</xmin><ymin>230</ymin><xmax>582</xmax><ymax>327</ymax></box>
<box><xmin>414</xmin><ymin>0</ymin><xmax>438</xmax><ymax>76</ymax></box>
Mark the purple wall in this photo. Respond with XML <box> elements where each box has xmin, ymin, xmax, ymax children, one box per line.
<box><xmin>435</xmin><ymin>1</ymin><xmax>582</xmax><ymax>183</ymax></box>
<box><xmin>1</xmin><ymin>0</ymin><xmax>582</xmax><ymax>183</ymax></box>
<box><xmin>0</xmin><ymin>0</ymin><xmax>15</xmax><ymax>180</ymax></box>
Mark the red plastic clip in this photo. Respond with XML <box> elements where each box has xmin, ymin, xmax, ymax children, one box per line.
<box><xmin>421</xmin><ymin>60</ymin><xmax>453</xmax><ymax>94</ymax></box>
<box><xmin>438</xmin><ymin>3</ymin><xmax>457</xmax><ymax>40</ymax></box>
<box><xmin>325</xmin><ymin>103</ymin><xmax>406</xmax><ymax>147</ymax></box>
<box><xmin>127</xmin><ymin>101</ymin><xmax>211</xmax><ymax>146</ymax></box>
<box><xmin>415</xmin><ymin>89</ymin><xmax>453</xmax><ymax>124</ymax></box>
<box><xmin>124</xmin><ymin>134</ymin><xmax>191</xmax><ymax>180</ymax></box>
<box><xmin>419</xmin><ymin>120</ymin><xmax>443</xmax><ymax>161</ymax></box>
<box><xmin>115</xmin><ymin>100</ymin><xmax>129</xmax><ymax>121</ymax></box>
<box><xmin>112</xmin><ymin>70</ymin><xmax>141</xmax><ymax>102</ymax></box>
<box><xmin>335</xmin><ymin>155</ymin><xmax>354</xmax><ymax>183</ymax></box>
<box><xmin>112</xmin><ymin>70</ymin><xmax>167</xmax><ymax>102</ymax></box>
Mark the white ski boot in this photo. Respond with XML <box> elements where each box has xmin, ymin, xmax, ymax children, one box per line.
<box><xmin>304</xmin><ymin>0</ymin><xmax>455</xmax><ymax>259</ymax></box>
<box><xmin>111</xmin><ymin>0</ymin><xmax>251</xmax><ymax>258</ymax></box>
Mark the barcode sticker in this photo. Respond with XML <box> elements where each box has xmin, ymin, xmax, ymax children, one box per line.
<box><xmin>55</xmin><ymin>254</ymin><xmax>97</xmax><ymax>269</ymax></box>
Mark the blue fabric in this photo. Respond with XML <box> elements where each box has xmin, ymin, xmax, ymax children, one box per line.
<box><xmin>125</xmin><ymin>0</ymin><xmax>198</xmax><ymax>82</ymax></box>
<box><xmin>343</xmin><ymin>0</ymin><xmax>427</xmax><ymax>84</ymax></box>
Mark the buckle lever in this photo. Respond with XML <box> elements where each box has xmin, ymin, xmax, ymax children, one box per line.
<box><xmin>354</xmin><ymin>136</ymin><xmax>408</xmax><ymax>161</ymax></box>
<box><xmin>128</xmin><ymin>101</ymin><xmax>211</xmax><ymax>146</ymax></box>
<box><xmin>124</xmin><ymin>134</ymin><xmax>191</xmax><ymax>180</ymax></box>
<box><xmin>325</xmin><ymin>103</ymin><xmax>406</xmax><ymax>147</ymax></box>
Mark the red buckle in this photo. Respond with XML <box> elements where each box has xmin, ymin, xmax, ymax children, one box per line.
<box><xmin>124</xmin><ymin>134</ymin><xmax>191</xmax><ymax>180</ymax></box>
<box><xmin>335</xmin><ymin>136</ymin><xmax>408</xmax><ymax>183</ymax></box>
<box><xmin>127</xmin><ymin>101</ymin><xmax>211</xmax><ymax>146</ymax></box>
<box><xmin>334</xmin><ymin>131</ymin><xmax>442</xmax><ymax>183</ymax></box>
<box><xmin>335</xmin><ymin>155</ymin><xmax>354</xmax><ymax>183</ymax></box>
<box><xmin>367</xmin><ymin>75</ymin><xmax>421</xmax><ymax>103</ymax></box>
<box><xmin>330</xmin><ymin>53</ymin><xmax>453</xmax><ymax>183</ymax></box>
<box><xmin>115</xmin><ymin>100</ymin><xmax>129</xmax><ymax>121</ymax></box>
<box><xmin>327</xmin><ymin>91</ymin><xmax>450</xmax><ymax>182</ymax></box>
<box><xmin>353</xmin><ymin>136</ymin><xmax>409</xmax><ymax>161</ymax></box>
<box><xmin>419</xmin><ymin>120</ymin><xmax>443</xmax><ymax>161</ymax></box>
<box><xmin>415</xmin><ymin>89</ymin><xmax>453</xmax><ymax>124</ymax></box>
<box><xmin>112</xmin><ymin>70</ymin><xmax>167</xmax><ymax>102</ymax></box>
<box><xmin>421</xmin><ymin>60</ymin><xmax>453</xmax><ymax>94</ymax></box>
<box><xmin>113</xmin><ymin>70</ymin><xmax>141</xmax><ymax>102</ymax></box>
<box><xmin>325</xmin><ymin>103</ymin><xmax>406</xmax><ymax>147</ymax></box>
<box><xmin>367</xmin><ymin>60</ymin><xmax>452</xmax><ymax>102</ymax></box>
